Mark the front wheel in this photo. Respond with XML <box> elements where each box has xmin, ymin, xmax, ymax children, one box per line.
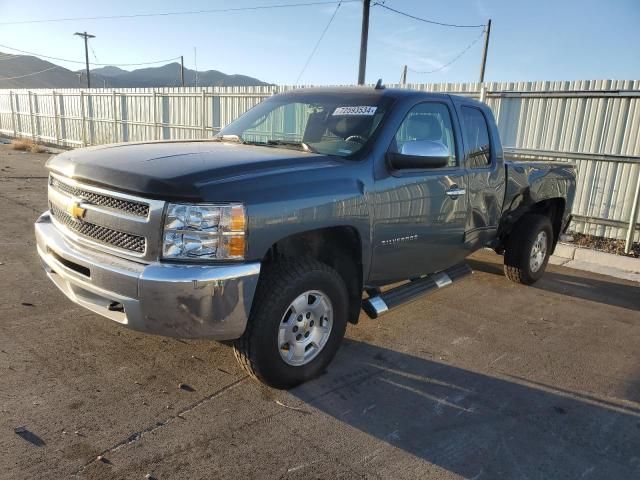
<box><xmin>233</xmin><ymin>258</ymin><xmax>348</xmax><ymax>389</ymax></box>
<box><xmin>504</xmin><ymin>214</ymin><xmax>553</xmax><ymax>285</ymax></box>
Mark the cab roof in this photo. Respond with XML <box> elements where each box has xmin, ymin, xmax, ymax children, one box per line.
<box><xmin>272</xmin><ymin>86</ymin><xmax>486</xmax><ymax>108</ymax></box>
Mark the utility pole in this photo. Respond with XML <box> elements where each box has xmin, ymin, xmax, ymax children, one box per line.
<box><xmin>479</xmin><ymin>19</ymin><xmax>491</xmax><ymax>83</ymax></box>
<box><xmin>357</xmin><ymin>0</ymin><xmax>371</xmax><ymax>85</ymax></box>
<box><xmin>180</xmin><ymin>55</ymin><xmax>185</xmax><ymax>87</ymax></box>
<box><xmin>74</xmin><ymin>31</ymin><xmax>95</xmax><ymax>88</ymax></box>
<box><xmin>400</xmin><ymin>65</ymin><xmax>408</xmax><ymax>86</ymax></box>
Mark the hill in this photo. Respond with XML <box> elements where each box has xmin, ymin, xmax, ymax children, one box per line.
<box><xmin>0</xmin><ymin>52</ymin><xmax>269</xmax><ymax>89</ymax></box>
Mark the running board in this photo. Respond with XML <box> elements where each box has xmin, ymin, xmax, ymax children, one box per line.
<box><xmin>362</xmin><ymin>263</ymin><xmax>473</xmax><ymax>319</ymax></box>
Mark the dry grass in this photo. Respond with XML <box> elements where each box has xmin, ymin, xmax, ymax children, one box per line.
<box><xmin>10</xmin><ymin>138</ymin><xmax>46</xmax><ymax>154</ymax></box>
<box><xmin>567</xmin><ymin>232</ymin><xmax>639</xmax><ymax>258</ymax></box>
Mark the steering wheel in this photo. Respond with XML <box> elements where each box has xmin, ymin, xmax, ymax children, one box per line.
<box><xmin>345</xmin><ymin>135</ymin><xmax>367</xmax><ymax>144</ymax></box>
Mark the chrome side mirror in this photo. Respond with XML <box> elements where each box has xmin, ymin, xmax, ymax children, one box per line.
<box><xmin>388</xmin><ymin>140</ymin><xmax>451</xmax><ymax>169</ymax></box>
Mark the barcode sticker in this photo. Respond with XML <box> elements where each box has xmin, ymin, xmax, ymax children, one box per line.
<box><xmin>332</xmin><ymin>106</ymin><xmax>377</xmax><ymax>116</ymax></box>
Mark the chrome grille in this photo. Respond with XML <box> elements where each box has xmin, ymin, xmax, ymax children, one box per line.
<box><xmin>50</xmin><ymin>204</ymin><xmax>146</xmax><ymax>254</ymax></box>
<box><xmin>47</xmin><ymin>173</ymin><xmax>165</xmax><ymax>261</ymax></box>
<box><xmin>50</xmin><ymin>176</ymin><xmax>149</xmax><ymax>217</ymax></box>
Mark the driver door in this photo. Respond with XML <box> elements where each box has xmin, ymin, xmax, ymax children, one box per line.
<box><xmin>369</xmin><ymin>100</ymin><xmax>469</xmax><ymax>284</ymax></box>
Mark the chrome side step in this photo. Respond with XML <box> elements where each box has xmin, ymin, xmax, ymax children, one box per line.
<box><xmin>362</xmin><ymin>263</ymin><xmax>473</xmax><ymax>319</ymax></box>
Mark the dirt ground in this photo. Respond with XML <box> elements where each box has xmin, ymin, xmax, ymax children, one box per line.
<box><xmin>0</xmin><ymin>144</ymin><xmax>639</xmax><ymax>479</ymax></box>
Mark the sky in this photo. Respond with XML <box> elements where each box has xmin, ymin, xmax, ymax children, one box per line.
<box><xmin>0</xmin><ymin>0</ymin><xmax>639</xmax><ymax>85</ymax></box>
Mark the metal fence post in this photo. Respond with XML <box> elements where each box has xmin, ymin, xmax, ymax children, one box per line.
<box><xmin>9</xmin><ymin>91</ymin><xmax>17</xmax><ymax>137</ymax></box>
<box><xmin>28</xmin><ymin>91</ymin><xmax>36</xmax><ymax>140</ymax></box>
<box><xmin>201</xmin><ymin>90</ymin><xmax>206</xmax><ymax>139</ymax></box>
<box><xmin>80</xmin><ymin>91</ymin><xmax>87</xmax><ymax>146</ymax></box>
<box><xmin>152</xmin><ymin>90</ymin><xmax>158</xmax><ymax>140</ymax></box>
<box><xmin>34</xmin><ymin>91</ymin><xmax>41</xmax><ymax>141</ymax></box>
<box><xmin>624</xmin><ymin>169</ymin><xmax>640</xmax><ymax>253</ymax></box>
<box><xmin>111</xmin><ymin>91</ymin><xmax>118</xmax><ymax>143</ymax></box>
<box><xmin>52</xmin><ymin>91</ymin><xmax>60</xmax><ymax>145</ymax></box>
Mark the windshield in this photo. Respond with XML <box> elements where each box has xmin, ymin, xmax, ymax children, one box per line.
<box><xmin>216</xmin><ymin>92</ymin><xmax>394</xmax><ymax>157</ymax></box>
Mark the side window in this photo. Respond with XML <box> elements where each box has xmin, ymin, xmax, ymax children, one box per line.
<box><xmin>461</xmin><ymin>106</ymin><xmax>491</xmax><ymax>168</ymax></box>
<box><xmin>391</xmin><ymin>102</ymin><xmax>457</xmax><ymax>168</ymax></box>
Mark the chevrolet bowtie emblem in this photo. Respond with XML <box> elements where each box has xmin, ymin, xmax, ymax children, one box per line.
<box><xmin>67</xmin><ymin>200</ymin><xmax>86</xmax><ymax>220</ymax></box>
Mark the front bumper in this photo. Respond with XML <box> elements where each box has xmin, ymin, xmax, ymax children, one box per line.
<box><xmin>35</xmin><ymin>212</ymin><xmax>260</xmax><ymax>339</ymax></box>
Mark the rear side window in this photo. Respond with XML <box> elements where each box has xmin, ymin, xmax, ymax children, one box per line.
<box><xmin>461</xmin><ymin>106</ymin><xmax>491</xmax><ymax>168</ymax></box>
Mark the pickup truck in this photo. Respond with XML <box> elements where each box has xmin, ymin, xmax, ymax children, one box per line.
<box><xmin>35</xmin><ymin>86</ymin><xmax>576</xmax><ymax>388</ymax></box>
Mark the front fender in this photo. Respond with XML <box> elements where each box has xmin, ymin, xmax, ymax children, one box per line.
<box><xmin>245</xmin><ymin>176</ymin><xmax>371</xmax><ymax>276</ymax></box>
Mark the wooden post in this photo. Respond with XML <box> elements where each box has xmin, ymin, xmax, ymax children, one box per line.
<box><xmin>180</xmin><ymin>56</ymin><xmax>185</xmax><ymax>87</ymax></box>
<box><xmin>358</xmin><ymin>0</ymin><xmax>371</xmax><ymax>85</ymax></box>
<box><xmin>479</xmin><ymin>19</ymin><xmax>492</xmax><ymax>83</ymax></box>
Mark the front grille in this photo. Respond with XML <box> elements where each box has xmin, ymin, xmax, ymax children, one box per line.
<box><xmin>50</xmin><ymin>177</ymin><xmax>149</xmax><ymax>217</ymax></box>
<box><xmin>50</xmin><ymin>204</ymin><xmax>146</xmax><ymax>254</ymax></box>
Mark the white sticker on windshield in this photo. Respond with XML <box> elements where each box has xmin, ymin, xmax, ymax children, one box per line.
<box><xmin>332</xmin><ymin>106</ymin><xmax>377</xmax><ymax>116</ymax></box>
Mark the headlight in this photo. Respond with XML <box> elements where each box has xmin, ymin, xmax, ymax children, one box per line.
<box><xmin>162</xmin><ymin>203</ymin><xmax>246</xmax><ymax>260</ymax></box>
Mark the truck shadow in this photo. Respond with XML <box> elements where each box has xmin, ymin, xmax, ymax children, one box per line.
<box><xmin>467</xmin><ymin>258</ymin><xmax>640</xmax><ymax>312</ymax></box>
<box><xmin>292</xmin><ymin>340</ymin><xmax>640</xmax><ymax>479</ymax></box>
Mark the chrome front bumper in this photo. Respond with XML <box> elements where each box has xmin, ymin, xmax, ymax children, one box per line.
<box><xmin>35</xmin><ymin>212</ymin><xmax>261</xmax><ymax>339</ymax></box>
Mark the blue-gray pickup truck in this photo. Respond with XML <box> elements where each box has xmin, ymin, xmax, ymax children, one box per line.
<box><xmin>35</xmin><ymin>86</ymin><xmax>576</xmax><ymax>388</ymax></box>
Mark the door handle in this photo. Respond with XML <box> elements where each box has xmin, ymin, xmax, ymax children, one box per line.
<box><xmin>445</xmin><ymin>187</ymin><xmax>466</xmax><ymax>197</ymax></box>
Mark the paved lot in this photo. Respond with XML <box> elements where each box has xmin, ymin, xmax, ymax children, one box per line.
<box><xmin>0</xmin><ymin>144</ymin><xmax>639</xmax><ymax>480</ymax></box>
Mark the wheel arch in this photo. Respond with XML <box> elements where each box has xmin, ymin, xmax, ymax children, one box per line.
<box><xmin>260</xmin><ymin>226</ymin><xmax>364</xmax><ymax>324</ymax></box>
<box><xmin>497</xmin><ymin>197</ymin><xmax>566</xmax><ymax>254</ymax></box>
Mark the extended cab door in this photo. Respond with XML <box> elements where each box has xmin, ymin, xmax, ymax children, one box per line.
<box><xmin>455</xmin><ymin>102</ymin><xmax>506</xmax><ymax>251</ymax></box>
<box><xmin>369</xmin><ymin>99</ymin><xmax>469</xmax><ymax>284</ymax></box>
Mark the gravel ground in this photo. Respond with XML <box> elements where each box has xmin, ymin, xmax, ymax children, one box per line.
<box><xmin>1</xmin><ymin>144</ymin><xmax>639</xmax><ymax>480</ymax></box>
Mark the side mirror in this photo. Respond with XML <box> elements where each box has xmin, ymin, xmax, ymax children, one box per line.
<box><xmin>387</xmin><ymin>140</ymin><xmax>451</xmax><ymax>170</ymax></box>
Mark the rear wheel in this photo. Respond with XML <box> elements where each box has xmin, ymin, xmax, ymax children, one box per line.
<box><xmin>233</xmin><ymin>257</ymin><xmax>348</xmax><ymax>389</ymax></box>
<box><xmin>504</xmin><ymin>214</ymin><xmax>553</xmax><ymax>285</ymax></box>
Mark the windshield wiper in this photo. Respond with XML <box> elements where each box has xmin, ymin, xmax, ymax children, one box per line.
<box><xmin>266</xmin><ymin>140</ymin><xmax>316</xmax><ymax>153</ymax></box>
<box><xmin>214</xmin><ymin>136</ymin><xmax>315</xmax><ymax>153</ymax></box>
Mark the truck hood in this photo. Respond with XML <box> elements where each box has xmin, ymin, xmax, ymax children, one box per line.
<box><xmin>46</xmin><ymin>140</ymin><xmax>341</xmax><ymax>200</ymax></box>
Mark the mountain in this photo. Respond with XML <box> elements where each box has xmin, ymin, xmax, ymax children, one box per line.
<box><xmin>90</xmin><ymin>66</ymin><xmax>128</xmax><ymax>78</ymax></box>
<box><xmin>109</xmin><ymin>63</ymin><xmax>271</xmax><ymax>88</ymax></box>
<box><xmin>0</xmin><ymin>53</ymin><xmax>85</xmax><ymax>89</ymax></box>
<box><xmin>0</xmin><ymin>52</ymin><xmax>269</xmax><ymax>89</ymax></box>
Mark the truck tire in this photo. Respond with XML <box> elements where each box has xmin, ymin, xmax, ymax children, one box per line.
<box><xmin>233</xmin><ymin>257</ymin><xmax>349</xmax><ymax>389</ymax></box>
<box><xmin>503</xmin><ymin>214</ymin><xmax>553</xmax><ymax>285</ymax></box>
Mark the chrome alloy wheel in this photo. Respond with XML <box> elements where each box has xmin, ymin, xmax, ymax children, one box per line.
<box><xmin>530</xmin><ymin>230</ymin><xmax>548</xmax><ymax>273</ymax></box>
<box><xmin>278</xmin><ymin>290</ymin><xmax>333</xmax><ymax>366</ymax></box>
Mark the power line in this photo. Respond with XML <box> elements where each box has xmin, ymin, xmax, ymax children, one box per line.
<box><xmin>0</xmin><ymin>0</ymin><xmax>359</xmax><ymax>25</ymax></box>
<box><xmin>373</xmin><ymin>2</ymin><xmax>484</xmax><ymax>28</ymax></box>
<box><xmin>0</xmin><ymin>43</ymin><xmax>181</xmax><ymax>66</ymax></box>
<box><xmin>90</xmin><ymin>45</ymin><xmax>100</xmax><ymax>63</ymax></box>
<box><xmin>407</xmin><ymin>29</ymin><xmax>486</xmax><ymax>74</ymax></box>
<box><xmin>0</xmin><ymin>65</ymin><xmax>60</xmax><ymax>81</ymax></box>
<box><xmin>295</xmin><ymin>1</ymin><xmax>342</xmax><ymax>84</ymax></box>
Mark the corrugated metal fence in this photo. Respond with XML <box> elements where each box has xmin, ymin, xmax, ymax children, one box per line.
<box><xmin>0</xmin><ymin>80</ymin><xmax>639</xmax><ymax>246</ymax></box>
